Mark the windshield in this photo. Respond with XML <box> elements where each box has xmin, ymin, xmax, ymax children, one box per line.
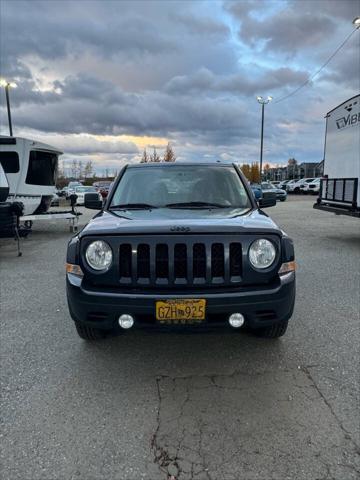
<box><xmin>110</xmin><ymin>165</ymin><xmax>251</xmax><ymax>209</ymax></box>
<box><xmin>261</xmin><ymin>183</ymin><xmax>274</xmax><ymax>189</ymax></box>
<box><xmin>26</xmin><ymin>151</ymin><xmax>58</xmax><ymax>186</ymax></box>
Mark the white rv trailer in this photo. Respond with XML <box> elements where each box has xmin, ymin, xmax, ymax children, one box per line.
<box><xmin>314</xmin><ymin>94</ymin><xmax>360</xmax><ymax>217</ymax></box>
<box><xmin>0</xmin><ymin>136</ymin><xmax>62</xmax><ymax>216</ymax></box>
<box><xmin>0</xmin><ymin>163</ymin><xmax>9</xmax><ymax>202</ymax></box>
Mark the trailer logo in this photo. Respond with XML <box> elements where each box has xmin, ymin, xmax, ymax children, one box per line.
<box><xmin>336</xmin><ymin>111</ymin><xmax>360</xmax><ymax>130</ymax></box>
<box><xmin>344</xmin><ymin>100</ymin><xmax>357</xmax><ymax>112</ymax></box>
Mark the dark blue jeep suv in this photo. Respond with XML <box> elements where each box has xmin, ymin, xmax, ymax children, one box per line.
<box><xmin>66</xmin><ymin>162</ymin><xmax>296</xmax><ymax>340</ymax></box>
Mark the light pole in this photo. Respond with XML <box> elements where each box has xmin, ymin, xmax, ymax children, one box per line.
<box><xmin>256</xmin><ymin>95</ymin><xmax>272</xmax><ymax>180</ymax></box>
<box><xmin>353</xmin><ymin>17</ymin><xmax>360</xmax><ymax>28</ymax></box>
<box><xmin>0</xmin><ymin>79</ymin><xmax>17</xmax><ymax>136</ymax></box>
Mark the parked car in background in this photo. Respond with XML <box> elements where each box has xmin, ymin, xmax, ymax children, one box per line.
<box><xmin>66</xmin><ymin>181</ymin><xmax>83</xmax><ymax>198</ymax></box>
<box><xmin>51</xmin><ymin>193</ymin><xmax>60</xmax><ymax>206</ymax></box>
<box><xmin>284</xmin><ymin>179</ymin><xmax>297</xmax><ymax>193</ymax></box>
<box><xmin>74</xmin><ymin>186</ymin><xmax>102</xmax><ymax>205</ymax></box>
<box><xmin>301</xmin><ymin>178</ymin><xmax>321</xmax><ymax>194</ymax></box>
<box><xmin>261</xmin><ymin>182</ymin><xmax>287</xmax><ymax>202</ymax></box>
<box><xmin>58</xmin><ymin>187</ymin><xmax>68</xmax><ymax>197</ymax></box>
<box><xmin>287</xmin><ymin>178</ymin><xmax>315</xmax><ymax>193</ymax></box>
<box><xmin>279</xmin><ymin>180</ymin><xmax>291</xmax><ymax>190</ymax></box>
<box><xmin>250</xmin><ymin>183</ymin><xmax>262</xmax><ymax>200</ymax></box>
<box><xmin>271</xmin><ymin>181</ymin><xmax>281</xmax><ymax>187</ymax></box>
<box><xmin>93</xmin><ymin>181</ymin><xmax>112</xmax><ymax>199</ymax></box>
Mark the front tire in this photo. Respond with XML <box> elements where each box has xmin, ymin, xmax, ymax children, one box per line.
<box><xmin>75</xmin><ymin>321</ymin><xmax>107</xmax><ymax>340</ymax></box>
<box><xmin>254</xmin><ymin>319</ymin><xmax>289</xmax><ymax>338</ymax></box>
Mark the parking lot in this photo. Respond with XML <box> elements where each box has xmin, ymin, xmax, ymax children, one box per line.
<box><xmin>0</xmin><ymin>196</ymin><xmax>359</xmax><ymax>480</ymax></box>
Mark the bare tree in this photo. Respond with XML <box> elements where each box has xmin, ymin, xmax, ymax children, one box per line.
<box><xmin>149</xmin><ymin>147</ymin><xmax>161</xmax><ymax>163</ymax></box>
<box><xmin>263</xmin><ymin>163</ymin><xmax>271</xmax><ymax>181</ymax></box>
<box><xmin>78</xmin><ymin>160</ymin><xmax>84</xmax><ymax>179</ymax></box>
<box><xmin>71</xmin><ymin>159</ymin><xmax>78</xmax><ymax>179</ymax></box>
<box><xmin>163</xmin><ymin>142</ymin><xmax>176</xmax><ymax>162</ymax></box>
<box><xmin>140</xmin><ymin>148</ymin><xmax>149</xmax><ymax>163</ymax></box>
<box><xmin>84</xmin><ymin>160</ymin><xmax>93</xmax><ymax>179</ymax></box>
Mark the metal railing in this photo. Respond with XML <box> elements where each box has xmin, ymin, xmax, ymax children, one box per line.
<box><xmin>320</xmin><ymin>178</ymin><xmax>358</xmax><ymax>208</ymax></box>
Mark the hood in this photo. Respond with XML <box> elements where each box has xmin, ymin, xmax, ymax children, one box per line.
<box><xmin>79</xmin><ymin>207</ymin><xmax>282</xmax><ymax>237</ymax></box>
<box><xmin>263</xmin><ymin>187</ymin><xmax>286</xmax><ymax>194</ymax></box>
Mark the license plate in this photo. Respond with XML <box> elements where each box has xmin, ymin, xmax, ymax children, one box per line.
<box><xmin>156</xmin><ymin>299</ymin><xmax>206</xmax><ymax>324</ymax></box>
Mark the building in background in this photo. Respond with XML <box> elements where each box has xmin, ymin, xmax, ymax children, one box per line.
<box><xmin>263</xmin><ymin>160</ymin><xmax>324</xmax><ymax>181</ymax></box>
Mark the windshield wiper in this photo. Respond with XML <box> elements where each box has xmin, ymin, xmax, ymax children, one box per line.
<box><xmin>109</xmin><ymin>203</ymin><xmax>158</xmax><ymax>210</ymax></box>
<box><xmin>165</xmin><ymin>201</ymin><xmax>230</xmax><ymax>209</ymax></box>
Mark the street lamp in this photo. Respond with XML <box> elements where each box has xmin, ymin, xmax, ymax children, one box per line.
<box><xmin>256</xmin><ymin>95</ymin><xmax>272</xmax><ymax>180</ymax></box>
<box><xmin>0</xmin><ymin>78</ymin><xmax>17</xmax><ymax>136</ymax></box>
<box><xmin>353</xmin><ymin>17</ymin><xmax>360</xmax><ymax>28</ymax></box>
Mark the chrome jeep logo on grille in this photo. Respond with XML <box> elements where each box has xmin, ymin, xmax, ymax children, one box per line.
<box><xmin>170</xmin><ymin>226</ymin><xmax>191</xmax><ymax>232</ymax></box>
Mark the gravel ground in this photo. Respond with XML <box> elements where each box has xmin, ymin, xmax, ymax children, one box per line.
<box><xmin>0</xmin><ymin>196</ymin><xmax>359</xmax><ymax>480</ymax></box>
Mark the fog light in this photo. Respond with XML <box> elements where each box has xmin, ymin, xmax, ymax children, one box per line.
<box><xmin>118</xmin><ymin>314</ymin><xmax>134</xmax><ymax>329</ymax></box>
<box><xmin>229</xmin><ymin>313</ymin><xmax>245</xmax><ymax>328</ymax></box>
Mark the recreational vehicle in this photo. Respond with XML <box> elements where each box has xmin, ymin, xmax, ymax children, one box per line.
<box><xmin>0</xmin><ymin>163</ymin><xmax>9</xmax><ymax>202</ymax></box>
<box><xmin>314</xmin><ymin>95</ymin><xmax>360</xmax><ymax>218</ymax></box>
<box><xmin>0</xmin><ymin>136</ymin><xmax>62</xmax><ymax>216</ymax></box>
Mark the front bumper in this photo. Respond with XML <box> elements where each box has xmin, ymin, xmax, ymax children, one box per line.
<box><xmin>66</xmin><ymin>272</ymin><xmax>296</xmax><ymax>331</ymax></box>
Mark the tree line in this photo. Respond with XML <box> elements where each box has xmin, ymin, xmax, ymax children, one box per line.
<box><xmin>240</xmin><ymin>163</ymin><xmax>261</xmax><ymax>183</ymax></box>
<box><xmin>140</xmin><ymin>142</ymin><xmax>176</xmax><ymax>163</ymax></box>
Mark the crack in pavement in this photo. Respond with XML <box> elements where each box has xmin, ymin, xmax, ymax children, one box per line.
<box><xmin>300</xmin><ymin>366</ymin><xmax>360</xmax><ymax>452</ymax></box>
<box><xmin>150</xmin><ymin>368</ymin><xmax>360</xmax><ymax>480</ymax></box>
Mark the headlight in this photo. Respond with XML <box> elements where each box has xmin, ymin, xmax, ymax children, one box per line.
<box><xmin>85</xmin><ymin>240</ymin><xmax>113</xmax><ymax>271</ymax></box>
<box><xmin>249</xmin><ymin>239</ymin><xmax>276</xmax><ymax>269</ymax></box>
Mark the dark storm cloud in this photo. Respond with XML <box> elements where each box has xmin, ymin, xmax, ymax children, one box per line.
<box><xmin>319</xmin><ymin>41</ymin><xmax>360</xmax><ymax>89</ymax></box>
<box><xmin>229</xmin><ymin>7</ymin><xmax>335</xmax><ymax>54</ymax></box>
<box><xmin>164</xmin><ymin>66</ymin><xmax>308</xmax><ymax>95</ymax></box>
<box><xmin>0</xmin><ymin>0</ymin><xmax>359</xmax><ymax>166</ymax></box>
<box><xmin>7</xmin><ymin>72</ymin><xmax>259</xmax><ymax>143</ymax></box>
<box><xmin>1</xmin><ymin>0</ymin><xmax>176</xmax><ymax>62</ymax></box>
<box><xmin>171</xmin><ymin>12</ymin><xmax>230</xmax><ymax>37</ymax></box>
<box><xmin>227</xmin><ymin>0</ymin><xmax>358</xmax><ymax>55</ymax></box>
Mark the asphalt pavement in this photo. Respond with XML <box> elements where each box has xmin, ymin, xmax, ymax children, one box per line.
<box><xmin>0</xmin><ymin>196</ymin><xmax>359</xmax><ymax>480</ymax></box>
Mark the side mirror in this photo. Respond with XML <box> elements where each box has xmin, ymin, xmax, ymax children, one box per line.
<box><xmin>258</xmin><ymin>192</ymin><xmax>277</xmax><ymax>208</ymax></box>
<box><xmin>84</xmin><ymin>192</ymin><xmax>103</xmax><ymax>210</ymax></box>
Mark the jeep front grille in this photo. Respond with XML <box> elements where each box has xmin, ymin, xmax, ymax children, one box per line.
<box><xmin>119</xmin><ymin>240</ymin><xmax>242</xmax><ymax>287</ymax></box>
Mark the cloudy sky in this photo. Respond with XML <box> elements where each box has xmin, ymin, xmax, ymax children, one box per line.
<box><xmin>0</xmin><ymin>0</ymin><xmax>359</xmax><ymax>174</ymax></box>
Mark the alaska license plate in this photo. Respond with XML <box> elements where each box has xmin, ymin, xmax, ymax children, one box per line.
<box><xmin>156</xmin><ymin>299</ymin><xmax>206</xmax><ymax>324</ymax></box>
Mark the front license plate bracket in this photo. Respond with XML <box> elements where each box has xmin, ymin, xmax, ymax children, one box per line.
<box><xmin>156</xmin><ymin>299</ymin><xmax>206</xmax><ymax>324</ymax></box>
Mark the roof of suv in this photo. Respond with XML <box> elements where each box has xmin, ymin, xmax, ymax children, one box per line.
<box><xmin>127</xmin><ymin>161</ymin><xmax>234</xmax><ymax>168</ymax></box>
